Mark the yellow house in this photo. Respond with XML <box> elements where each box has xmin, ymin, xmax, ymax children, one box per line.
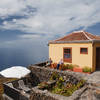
<box><xmin>49</xmin><ymin>31</ymin><xmax>100</xmax><ymax>71</ymax></box>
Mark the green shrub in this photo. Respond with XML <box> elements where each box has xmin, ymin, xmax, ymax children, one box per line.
<box><xmin>66</xmin><ymin>64</ymin><xmax>70</xmax><ymax>68</ymax></box>
<box><xmin>56</xmin><ymin>76</ymin><xmax>64</xmax><ymax>88</ymax></box>
<box><xmin>82</xmin><ymin>66</ymin><xmax>91</xmax><ymax>72</ymax></box>
<box><xmin>40</xmin><ymin>72</ymin><xmax>86</xmax><ymax>97</ymax></box>
<box><xmin>67</xmin><ymin>64</ymin><xmax>74</xmax><ymax>70</ymax></box>
<box><xmin>50</xmin><ymin>72</ymin><xmax>59</xmax><ymax>80</ymax></box>
<box><xmin>38</xmin><ymin>82</ymin><xmax>49</xmax><ymax>89</ymax></box>
<box><xmin>51</xmin><ymin>79</ymin><xmax>86</xmax><ymax>96</ymax></box>
<box><xmin>61</xmin><ymin>64</ymin><xmax>68</xmax><ymax>70</ymax></box>
<box><xmin>76</xmin><ymin>79</ymin><xmax>86</xmax><ymax>89</ymax></box>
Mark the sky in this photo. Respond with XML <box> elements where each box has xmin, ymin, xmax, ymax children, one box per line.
<box><xmin>0</xmin><ymin>0</ymin><xmax>100</xmax><ymax>70</ymax></box>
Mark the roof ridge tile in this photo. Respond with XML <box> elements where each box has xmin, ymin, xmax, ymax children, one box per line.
<box><xmin>82</xmin><ymin>31</ymin><xmax>92</xmax><ymax>40</ymax></box>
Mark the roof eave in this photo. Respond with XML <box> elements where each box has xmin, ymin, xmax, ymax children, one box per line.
<box><xmin>92</xmin><ymin>40</ymin><xmax>100</xmax><ymax>43</ymax></box>
<box><xmin>49</xmin><ymin>40</ymin><xmax>93</xmax><ymax>44</ymax></box>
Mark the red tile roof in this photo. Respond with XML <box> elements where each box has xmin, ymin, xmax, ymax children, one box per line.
<box><xmin>49</xmin><ymin>31</ymin><xmax>100</xmax><ymax>43</ymax></box>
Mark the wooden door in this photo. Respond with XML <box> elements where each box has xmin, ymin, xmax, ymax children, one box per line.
<box><xmin>96</xmin><ymin>47</ymin><xmax>100</xmax><ymax>70</ymax></box>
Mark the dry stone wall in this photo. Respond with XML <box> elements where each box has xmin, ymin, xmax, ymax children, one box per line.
<box><xmin>28</xmin><ymin>65</ymin><xmax>87</xmax><ymax>84</ymax></box>
<box><xmin>28</xmin><ymin>65</ymin><xmax>89</xmax><ymax>100</ymax></box>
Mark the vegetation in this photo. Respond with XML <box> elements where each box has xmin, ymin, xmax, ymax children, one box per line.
<box><xmin>38</xmin><ymin>82</ymin><xmax>49</xmax><ymax>89</ymax></box>
<box><xmin>50</xmin><ymin>63</ymin><xmax>92</xmax><ymax>74</ymax></box>
<box><xmin>59</xmin><ymin>64</ymin><xmax>75</xmax><ymax>71</ymax></box>
<box><xmin>50</xmin><ymin>77</ymin><xmax>85</xmax><ymax>96</ymax></box>
<box><xmin>67</xmin><ymin>64</ymin><xmax>74</xmax><ymax>70</ymax></box>
<box><xmin>50</xmin><ymin>72</ymin><xmax>59</xmax><ymax>80</ymax></box>
<box><xmin>60</xmin><ymin>64</ymin><xmax>68</xmax><ymax>70</ymax></box>
<box><xmin>82</xmin><ymin>66</ymin><xmax>91</xmax><ymax>72</ymax></box>
<box><xmin>53</xmin><ymin>63</ymin><xmax>57</xmax><ymax>69</ymax></box>
<box><xmin>38</xmin><ymin>72</ymin><xmax>86</xmax><ymax>97</ymax></box>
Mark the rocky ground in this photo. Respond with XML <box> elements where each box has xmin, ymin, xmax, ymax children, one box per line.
<box><xmin>86</xmin><ymin>71</ymin><xmax>100</xmax><ymax>83</ymax></box>
<box><xmin>81</xmin><ymin>71</ymin><xmax>100</xmax><ymax>100</ymax></box>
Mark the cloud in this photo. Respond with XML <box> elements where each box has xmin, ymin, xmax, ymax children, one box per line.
<box><xmin>0</xmin><ymin>0</ymin><xmax>100</xmax><ymax>36</ymax></box>
<box><xmin>19</xmin><ymin>34</ymin><xmax>41</xmax><ymax>39</ymax></box>
<box><xmin>3</xmin><ymin>21</ymin><xmax>8</xmax><ymax>25</ymax></box>
<box><xmin>0</xmin><ymin>0</ymin><xmax>25</xmax><ymax>18</ymax></box>
<box><xmin>12</xmin><ymin>19</ymin><xmax>17</xmax><ymax>22</ymax></box>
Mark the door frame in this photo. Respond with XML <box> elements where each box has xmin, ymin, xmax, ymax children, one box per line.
<box><xmin>96</xmin><ymin>47</ymin><xmax>100</xmax><ymax>70</ymax></box>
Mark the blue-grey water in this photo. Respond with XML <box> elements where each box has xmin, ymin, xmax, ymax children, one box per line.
<box><xmin>0</xmin><ymin>31</ymin><xmax>49</xmax><ymax>71</ymax></box>
<box><xmin>0</xmin><ymin>47</ymin><xmax>48</xmax><ymax>71</ymax></box>
<box><xmin>0</xmin><ymin>46</ymin><xmax>48</xmax><ymax>71</ymax></box>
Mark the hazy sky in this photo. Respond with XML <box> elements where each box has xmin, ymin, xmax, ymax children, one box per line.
<box><xmin>0</xmin><ymin>0</ymin><xmax>100</xmax><ymax>70</ymax></box>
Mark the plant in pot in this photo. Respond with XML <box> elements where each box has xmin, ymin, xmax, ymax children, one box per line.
<box><xmin>82</xmin><ymin>66</ymin><xmax>91</xmax><ymax>74</ymax></box>
<box><xmin>60</xmin><ymin>64</ymin><xmax>68</xmax><ymax>71</ymax></box>
<box><xmin>50</xmin><ymin>63</ymin><xmax>57</xmax><ymax>69</ymax></box>
<box><xmin>53</xmin><ymin>63</ymin><xmax>57</xmax><ymax>69</ymax></box>
<box><xmin>67</xmin><ymin>64</ymin><xmax>74</xmax><ymax>71</ymax></box>
<box><xmin>50</xmin><ymin>63</ymin><xmax>54</xmax><ymax>68</ymax></box>
<box><xmin>73</xmin><ymin>65</ymin><xmax>83</xmax><ymax>73</ymax></box>
<box><xmin>59</xmin><ymin>64</ymin><xmax>62</xmax><ymax>70</ymax></box>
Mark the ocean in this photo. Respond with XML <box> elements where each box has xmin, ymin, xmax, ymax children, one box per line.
<box><xmin>0</xmin><ymin>40</ymin><xmax>48</xmax><ymax>71</ymax></box>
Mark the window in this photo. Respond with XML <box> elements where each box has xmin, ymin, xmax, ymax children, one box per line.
<box><xmin>80</xmin><ymin>48</ymin><xmax>88</xmax><ymax>54</ymax></box>
<box><xmin>63</xmin><ymin>48</ymin><xmax>72</xmax><ymax>63</ymax></box>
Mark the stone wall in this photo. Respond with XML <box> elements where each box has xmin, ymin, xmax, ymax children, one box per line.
<box><xmin>3</xmin><ymin>78</ymin><xmax>31</xmax><ymax>100</ymax></box>
<box><xmin>28</xmin><ymin>65</ymin><xmax>89</xmax><ymax>100</ymax></box>
<box><xmin>30</xmin><ymin>85</ymin><xmax>87</xmax><ymax>100</ymax></box>
<box><xmin>28</xmin><ymin>65</ymin><xmax>100</xmax><ymax>100</ymax></box>
<box><xmin>3</xmin><ymin>83</ymin><xmax>29</xmax><ymax>100</ymax></box>
<box><xmin>28</xmin><ymin>65</ymin><xmax>88</xmax><ymax>84</ymax></box>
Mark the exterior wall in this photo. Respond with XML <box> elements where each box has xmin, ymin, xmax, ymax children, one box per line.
<box><xmin>49</xmin><ymin>43</ymin><xmax>93</xmax><ymax>68</ymax></box>
<box><xmin>93</xmin><ymin>43</ymin><xmax>100</xmax><ymax>71</ymax></box>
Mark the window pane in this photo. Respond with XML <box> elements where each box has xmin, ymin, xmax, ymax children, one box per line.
<box><xmin>80</xmin><ymin>48</ymin><xmax>87</xmax><ymax>53</ymax></box>
<box><xmin>64</xmin><ymin>54</ymin><xmax>71</xmax><ymax>58</ymax></box>
<box><xmin>63</xmin><ymin>48</ymin><xmax>72</xmax><ymax>63</ymax></box>
<box><xmin>64</xmin><ymin>49</ymin><xmax>70</xmax><ymax>53</ymax></box>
